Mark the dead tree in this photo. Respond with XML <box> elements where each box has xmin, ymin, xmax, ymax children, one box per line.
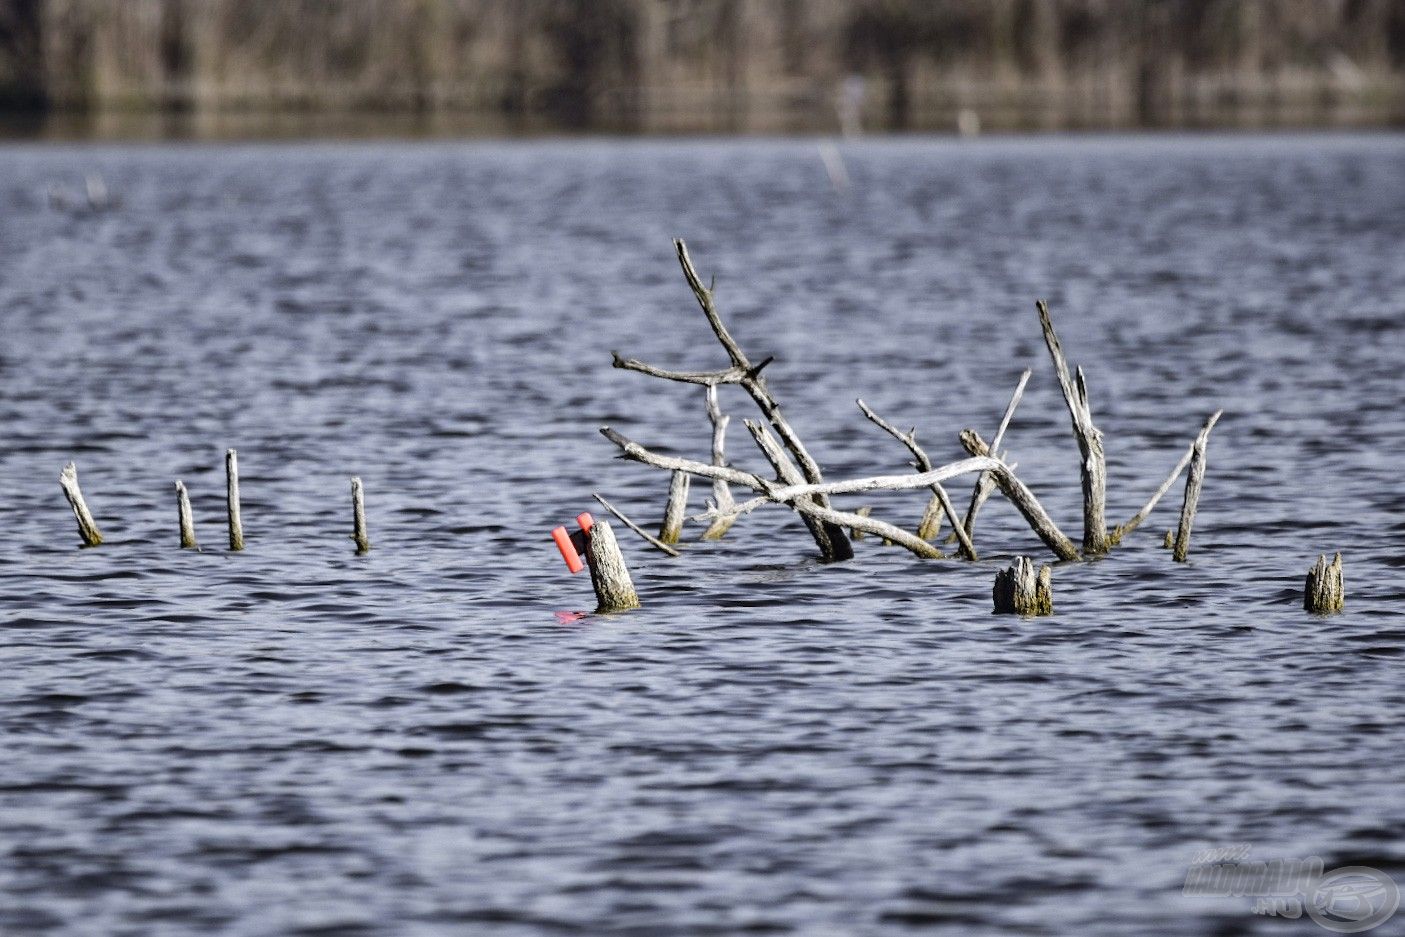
<box><xmin>603</xmin><ymin>245</ymin><xmax>1223</xmax><ymax>568</ymax></box>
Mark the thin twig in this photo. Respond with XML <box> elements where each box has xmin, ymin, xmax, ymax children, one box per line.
<box><xmin>855</xmin><ymin>399</ymin><xmax>977</xmax><ymax>560</ymax></box>
<box><xmin>592</xmin><ymin>493</ymin><xmax>682</xmax><ymax>557</ymax></box>
<box><xmin>952</xmin><ymin>369</ymin><xmax>1031</xmax><ymax>543</ymax></box>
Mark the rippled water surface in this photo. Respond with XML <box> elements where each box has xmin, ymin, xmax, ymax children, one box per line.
<box><xmin>1</xmin><ymin>135</ymin><xmax>1403</xmax><ymax>935</ymax></box>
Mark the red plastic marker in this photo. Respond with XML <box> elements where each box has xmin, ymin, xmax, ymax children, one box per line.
<box><xmin>551</xmin><ymin>525</ymin><xmax>584</xmax><ymax>574</ymax></box>
<box><xmin>551</xmin><ymin>513</ymin><xmax>597</xmax><ymax>575</ymax></box>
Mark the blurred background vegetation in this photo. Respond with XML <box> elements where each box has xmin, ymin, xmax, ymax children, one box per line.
<box><xmin>1</xmin><ymin>0</ymin><xmax>1403</xmax><ymax>138</ymax></box>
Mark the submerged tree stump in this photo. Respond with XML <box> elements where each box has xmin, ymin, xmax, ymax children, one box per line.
<box><xmin>585</xmin><ymin>518</ymin><xmax>640</xmax><ymax>613</ymax></box>
<box><xmin>1304</xmin><ymin>553</ymin><xmax>1344</xmax><ymax>614</ymax></box>
<box><xmin>993</xmin><ymin>556</ymin><xmax>1053</xmax><ymax>616</ymax></box>
<box><xmin>59</xmin><ymin>462</ymin><xmax>103</xmax><ymax>547</ymax></box>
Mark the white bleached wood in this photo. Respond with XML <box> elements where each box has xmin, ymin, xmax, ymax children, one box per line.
<box><xmin>592</xmin><ymin>493</ymin><xmax>681</xmax><ymax>558</ymax></box>
<box><xmin>700</xmin><ymin>385</ymin><xmax>737</xmax><ymax>540</ymax></box>
<box><xmin>585</xmin><ymin>519</ymin><xmax>641</xmax><ymax>613</ymax></box>
<box><xmin>59</xmin><ymin>462</ymin><xmax>103</xmax><ymax>547</ymax></box>
<box><xmin>657</xmin><ymin>471</ymin><xmax>690</xmax><ymax>544</ymax></box>
<box><xmin>856</xmin><ymin>399</ymin><xmax>976</xmax><ymax>560</ymax></box>
<box><xmin>953</xmin><ymin>369</ymin><xmax>1031</xmax><ymax>543</ymax></box>
<box><xmin>226</xmin><ymin>448</ymin><xmax>244</xmax><ymax>551</ymax></box>
<box><xmin>176</xmin><ymin>480</ymin><xmax>198</xmax><ymax>550</ymax></box>
<box><xmin>1037</xmin><ymin>301</ymin><xmax>1108</xmax><ymax>553</ymax></box>
<box><xmin>744</xmin><ymin>420</ymin><xmax>852</xmax><ymax>561</ymax></box>
<box><xmin>351</xmin><ymin>477</ymin><xmax>369</xmax><ymax>555</ymax></box>
<box><xmin>1171</xmin><ymin>410</ymin><xmax>1222</xmax><ymax>563</ymax></box>
<box><xmin>959</xmin><ymin>429</ymin><xmax>1080</xmax><ymax>561</ymax></box>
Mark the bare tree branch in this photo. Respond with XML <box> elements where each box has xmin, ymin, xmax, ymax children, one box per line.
<box><xmin>855</xmin><ymin>399</ymin><xmax>977</xmax><ymax>560</ymax></box>
<box><xmin>959</xmin><ymin>429</ymin><xmax>1080</xmax><ymax>561</ymax></box>
<box><xmin>592</xmin><ymin>493</ymin><xmax>682</xmax><ymax>557</ymax></box>
<box><xmin>1038</xmin><ymin>300</ymin><xmax>1108</xmax><ymax>553</ymax></box>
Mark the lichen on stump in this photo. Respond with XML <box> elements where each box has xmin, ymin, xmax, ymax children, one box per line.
<box><xmin>993</xmin><ymin>556</ymin><xmax>1053</xmax><ymax>616</ymax></box>
<box><xmin>1304</xmin><ymin>553</ymin><xmax>1344</xmax><ymax>614</ymax></box>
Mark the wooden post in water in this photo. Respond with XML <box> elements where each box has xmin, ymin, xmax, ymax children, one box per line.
<box><xmin>585</xmin><ymin>518</ymin><xmax>640</xmax><ymax>613</ymax></box>
<box><xmin>1304</xmin><ymin>553</ymin><xmax>1344</xmax><ymax>614</ymax></box>
<box><xmin>658</xmin><ymin>470</ymin><xmax>690</xmax><ymax>544</ymax></box>
<box><xmin>351</xmin><ymin>476</ymin><xmax>369</xmax><ymax>555</ymax></box>
<box><xmin>993</xmin><ymin>556</ymin><xmax>1053</xmax><ymax>616</ymax></box>
<box><xmin>225</xmin><ymin>449</ymin><xmax>244</xmax><ymax>551</ymax></box>
<box><xmin>1171</xmin><ymin>411</ymin><xmax>1221</xmax><ymax>562</ymax></box>
<box><xmin>59</xmin><ymin>462</ymin><xmax>104</xmax><ymax>547</ymax></box>
<box><xmin>175</xmin><ymin>480</ymin><xmax>198</xmax><ymax>549</ymax></box>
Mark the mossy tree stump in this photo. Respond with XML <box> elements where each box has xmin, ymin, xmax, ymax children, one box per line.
<box><xmin>993</xmin><ymin>556</ymin><xmax>1053</xmax><ymax>616</ymax></box>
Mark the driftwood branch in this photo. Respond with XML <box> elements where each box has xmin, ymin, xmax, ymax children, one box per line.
<box><xmin>959</xmin><ymin>430</ymin><xmax>1080</xmax><ymax>561</ymax></box>
<box><xmin>592</xmin><ymin>493</ymin><xmax>681</xmax><ymax>557</ymax></box>
<box><xmin>744</xmin><ymin>420</ymin><xmax>851</xmax><ymax>561</ymax></box>
<box><xmin>226</xmin><ymin>448</ymin><xmax>244</xmax><ymax>551</ymax></box>
<box><xmin>1172</xmin><ymin>410</ymin><xmax>1222</xmax><ymax>562</ymax></box>
<box><xmin>614</xmin><ymin>240</ymin><xmax>837</xmax><ymax>522</ymax></box>
<box><xmin>1037</xmin><ymin>301</ymin><xmax>1108</xmax><ymax>553</ymax></box>
<box><xmin>585</xmin><ymin>519</ymin><xmax>641</xmax><ymax>613</ymax></box>
<box><xmin>1109</xmin><ymin>410</ymin><xmax>1222</xmax><ymax>546</ymax></box>
<box><xmin>700</xmin><ymin>385</ymin><xmax>737</xmax><ymax>540</ymax></box>
<box><xmin>953</xmin><ymin>369</ymin><xmax>1031</xmax><ymax>544</ymax></box>
<box><xmin>600</xmin><ymin>426</ymin><xmax>1003</xmax><ymax>559</ymax></box>
<box><xmin>658</xmin><ymin>471</ymin><xmax>690</xmax><ymax>544</ymax></box>
<box><xmin>351</xmin><ymin>476</ymin><xmax>370</xmax><ymax>555</ymax></box>
<box><xmin>855</xmin><ymin>399</ymin><xmax>977</xmax><ymax>560</ymax></box>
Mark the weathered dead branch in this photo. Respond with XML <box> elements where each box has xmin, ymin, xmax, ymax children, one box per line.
<box><xmin>175</xmin><ymin>480</ymin><xmax>198</xmax><ymax>550</ymax></box>
<box><xmin>585</xmin><ymin>519</ymin><xmax>640</xmax><ymax>613</ymax></box>
<box><xmin>856</xmin><ymin>399</ymin><xmax>976</xmax><ymax>560</ymax></box>
<box><xmin>952</xmin><ymin>369</ymin><xmax>1031</xmax><ymax>545</ymax></box>
<box><xmin>1110</xmin><ymin>409</ymin><xmax>1223</xmax><ymax>547</ymax></box>
<box><xmin>1037</xmin><ymin>301</ymin><xmax>1108</xmax><ymax>554</ymax></box>
<box><xmin>592</xmin><ymin>493</ymin><xmax>681</xmax><ymax>558</ymax></box>
<box><xmin>744</xmin><ymin>420</ymin><xmax>852</xmax><ymax>561</ymax></box>
<box><xmin>600</xmin><ymin>426</ymin><xmax>1001</xmax><ymax>559</ymax></box>
<box><xmin>658</xmin><ymin>471</ymin><xmax>691</xmax><ymax>544</ymax></box>
<box><xmin>958</xmin><ymin>430</ymin><xmax>1080</xmax><ymax>561</ymax></box>
<box><xmin>613</xmin><ymin>240</ymin><xmax>836</xmax><ymax>515</ymax></box>
<box><xmin>59</xmin><ymin>462</ymin><xmax>103</xmax><ymax>547</ymax></box>
<box><xmin>1171</xmin><ymin>410</ymin><xmax>1222</xmax><ymax>562</ymax></box>
<box><xmin>700</xmin><ymin>385</ymin><xmax>737</xmax><ymax>540</ymax></box>
<box><xmin>351</xmin><ymin>476</ymin><xmax>370</xmax><ymax>555</ymax></box>
<box><xmin>226</xmin><ymin>448</ymin><xmax>244</xmax><ymax>551</ymax></box>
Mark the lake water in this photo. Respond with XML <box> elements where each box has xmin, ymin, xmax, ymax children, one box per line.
<box><xmin>1</xmin><ymin>134</ymin><xmax>1403</xmax><ymax>935</ymax></box>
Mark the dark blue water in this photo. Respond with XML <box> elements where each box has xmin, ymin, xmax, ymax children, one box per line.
<box><xmin>1</xmin><ymin>134</ymin><xmax>1403</xmax><ymax>935</ymax></box>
